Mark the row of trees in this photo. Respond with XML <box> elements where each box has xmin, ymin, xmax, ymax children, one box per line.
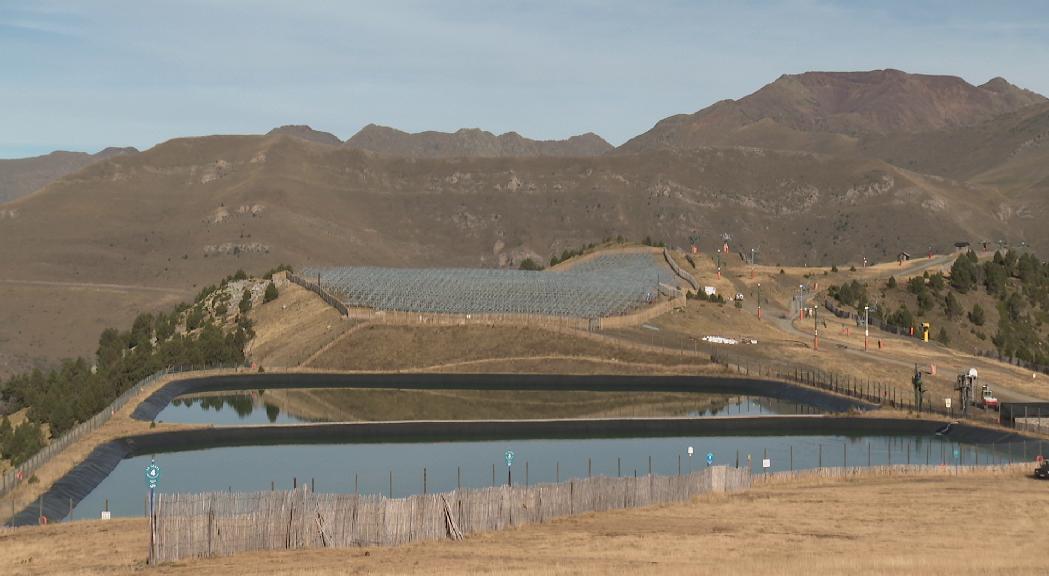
<box><xmin>0</xmin><ymin>270</ymin><xmax>285</xmax><ymax>466</ymax></box>
<box><xmin>0</xmin><ymin>417</ymin><xmax>44</xmax><ymax>467</ymax></box>
<box><xmin>871</xmin><ymin>249</ymin><xmax>1049</xmax><ymax>363</ymax></box>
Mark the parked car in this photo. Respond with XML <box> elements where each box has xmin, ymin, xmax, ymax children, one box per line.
<box><xmin>1036</xmin><ymin>459</ymin><xmax>1049</xmax><ymax>480</ymax></box>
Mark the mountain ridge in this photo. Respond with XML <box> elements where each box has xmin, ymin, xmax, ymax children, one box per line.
<box><xmin>0</xmin><ymin>147</ymin><xmax>138</xmax><ymax>204</ymax></box>
<box><xmin>345</xmin><ymin>124</ymin><xmax>613</xmax><ymax>158</ymax></box>
<box><xmin>619</xmin><ymin>69</ymin><xmax>1046</xmax><ymax>154</ymax></box>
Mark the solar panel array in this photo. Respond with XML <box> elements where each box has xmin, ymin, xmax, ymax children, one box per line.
<box><xmin>303</xmin><ymin>253</ymin><xmax>677</xmax><ymax>318</ymax></box>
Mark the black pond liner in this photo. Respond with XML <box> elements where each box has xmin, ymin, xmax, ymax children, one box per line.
<box><xmin>8</xmin><ymin>373</ymin><xmax>1034</xmax><ymax>527</ymax></box>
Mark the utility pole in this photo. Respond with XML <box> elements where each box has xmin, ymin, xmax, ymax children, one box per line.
<box><xmin>798</xmin><ymin>284</ymin><xmax>806</xmax><ymax>320</ymax></box>
<box><xmin>864</xmin><ymin>305</ymin><xmax>870</xmax><ymax>352</ymax></box>
<box><xmin>814</xmin><ymin>302</ymin><xmax>819</xmax><ymax>351</ymax></box>
<box><xmin>756</xmin><ymin>283</ymin><xmax>762</xmax><ymax>320</ymax></box>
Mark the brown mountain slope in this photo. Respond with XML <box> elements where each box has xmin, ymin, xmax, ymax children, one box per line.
<box><xmin>0</xmin><ymin>133</ymin><xmax>1027</xmax><ymax>375</ymax></box>
<box><xmin>619</xmin><ymin>69</ymin><xmax>1046</xmax><ymax>154</ymax></box>
<box><xmin>0</xmin><ymin>134</ymin><xmax>1019</xmax><ymax>285</ymax></box>
<box><xmin>345</xmin><ymin>124</ymin><xmax>613</xmax><ymax>157</ymax></box>
<box><xmin>860</xmin><ymin>101</ymin><xmax>1049</xmax><ymax>230</ymax></box>
<box><xmin>265</xmin><ymin>125</ymin><xmax>342</xmax><ymax>146</ymax></box>
<box><xmin>860</xmin><ymin>101</ymin><xmax>1049</xmax><ymax>184</ymax></box>
<box><xmin>0</xmin><ymin>147</ymin><xmax>137</xmax><ymax>203</ymax></box>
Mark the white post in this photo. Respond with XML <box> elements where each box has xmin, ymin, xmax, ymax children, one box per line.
<box><xmin>864</xmin><ymin>305</ymin><xmax>870</xmax><ymax>352</ymax></box>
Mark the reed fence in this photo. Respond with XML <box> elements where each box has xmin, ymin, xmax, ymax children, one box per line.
<box><xmin>753</xmin><ymin>462</ymin><xmax>1033</xmax><ymax>486</ymax></box>
<box><xmin>150</xmin><ymin>465</ymin><xmax>750</xmax><ymax>563</ymax></box>
<box><xmin>149</xmin><ymin>460</ymin><xmax>1042</xmax><ymax>564</ymax></box>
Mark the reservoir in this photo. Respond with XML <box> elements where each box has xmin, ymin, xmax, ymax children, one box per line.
<box><xmin>18</xmin><ymin>373</ymin><xmax>1039</xmax><ymax>527</ymax></box>
<box><xmin>70</xmin><ymin>432</ymin><xmax>1027</xmax><ymax>519</ymax></box>
<box><xmin>155</xmin><ymin>389</ymin><xmax>824</xmax><ymax>425</ymax></box>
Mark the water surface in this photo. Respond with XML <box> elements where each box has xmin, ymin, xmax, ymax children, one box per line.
<box><xmin>156</xmin><ymin>389</ymin><xmax>823</xmax><ymax>425</ymax></box>
<box><xmin>72</xmin><ymin>433</ymin><xmax>1030</xmax><ymax>519</ymax></box>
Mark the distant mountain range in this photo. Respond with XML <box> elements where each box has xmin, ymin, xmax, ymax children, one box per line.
<box><xmin>0</xmin><ymin>147</ymin><xmax>137</xmax><ymax>203</ymax></box>
<box><xmin>2</xmin><ymin>68</ymin><xmax>1048</xmax><ymax>375</ymax></box>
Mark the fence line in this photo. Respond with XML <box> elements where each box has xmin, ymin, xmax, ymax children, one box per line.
<box><xmin>754</xmin><ymin>462</ymin><xmax>1031</xmax><ymax>486</ymax></box>
<box><xmin>1</xmin><ymin>363</ymin><xmax>243</xmax><ymax>500</ymax></box>
<box><xmin>287</xmin><ymin>273</ymin><xmax>349</xmax><ymax>316</ymax></box>
<box><xmin>150</xmin><ymin>461</ymin><xmax>1037</xmax><ymax>564</ymax></box>
<box><xmin>663</xmin><ymin>247</ymin><xmax>700</xmax><ymax>293</ymax></box>
<box><xmin>706</xmin><ymin>348</ymin><xmax>1010</xmax><ymax>426</ymax></box>
<box><xmin>151</xmin><ymin>466</ymin><xmax>749</xmax><ymax>563</ymax></box>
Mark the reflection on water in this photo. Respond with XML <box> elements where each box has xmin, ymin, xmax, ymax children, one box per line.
<box><xmin>164</xmin><ymin>394</ymin><xmax>308</xmax><ymax>425</ymax></box>
<box><xmin>72</xmin><ymin>433</ymin><xmax>1040</xmax><ymax>519</ymax></box>
<box><xmin>157</xmin><ymin>389</ymin><xmax>823</xmax><ymax>425</ymax></box>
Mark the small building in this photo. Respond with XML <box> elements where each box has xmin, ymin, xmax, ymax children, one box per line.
<box><xmin>898</xmin><ymin>251</ymin><xmax>912</xmax><ymax>261</ymax></box>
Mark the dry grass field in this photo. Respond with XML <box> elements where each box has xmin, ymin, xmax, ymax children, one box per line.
<box><xmin>0</xmin><ymin>281</ymin><xmax>189</xmax><ymax>380</ymax></box>
<box><xmin>247</xmin><ymin>283</ymin><xmax>357</xmax><ymax>368</ymax></box>
<box><xmin>2</xmin><ymin>468</ymin><xmax>1044</xmax><ymax>575</ymax></box>
<box><xmin>303</xmin><ymin>323</ymin><xmax>708</xmax><ymax>373</ymax></box>
<box><xmin>611</xmin><ymin>292</ymin><xmax>1049</xmax><ymax>404</ymax></box>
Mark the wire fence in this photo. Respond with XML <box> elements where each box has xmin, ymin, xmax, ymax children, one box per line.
<box><xmin>1</xmin><ymin>363</ymin><xmax>244</xmax><ymax>500</ymax></box>
<box><xmin>706</xmin><ymin>348</ymin><xmax>1019</xmax><ymax>427</ymax></box>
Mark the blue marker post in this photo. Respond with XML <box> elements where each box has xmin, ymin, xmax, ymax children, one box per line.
<box><xmin>145</xmin><ymin>458</ymin><xmax>161</xmax><ymax>564</ymax></box>
<box><xmin>706</xmin><ymin>452</ymin><xmax>715</xmax><ymax>467</ymax></box>
<box><xmin>505</xmin><ymin>449</ymin><xmax>515</xmax><ymax>487</ymax></box>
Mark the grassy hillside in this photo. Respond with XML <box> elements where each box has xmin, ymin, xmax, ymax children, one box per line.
<box><xmin>828</xmin><ymin>249</ymin><xmax>1049</xmax><ymax>366</ymax></box>
<box><xmin>0</xmin><ymin>267</ymin><xmax>285</xmax><ymax>468</ymax></box>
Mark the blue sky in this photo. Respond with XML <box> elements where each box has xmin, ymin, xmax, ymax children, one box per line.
<box><xmin>2</xmin><ymin>0</ymin><xmax>1048</xmax><ymax>157</ymax></box>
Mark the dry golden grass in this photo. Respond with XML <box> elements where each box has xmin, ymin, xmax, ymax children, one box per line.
<box><xmin>304</xmin><ymin>323</ymin><xmax>709</xmax><ymax>372</ymax></box>
<box><xmin>614</xmin><ymin>292</ymin><xmax>1049</xmax><ymax>405</ymax></box>
<box><xmin>0</xmin><ymin>282</ymin><xmax>188</xmax><ymax>380</ymax></box>
<box><xmin>247</xmin><ymin>283</ymin><xmax>357</xmax><ymax>368</ymax></box>
<box><xmin>2</xmin><ymin>468</ymin><xmax>1045</xmax><ymax>575</ymax></box>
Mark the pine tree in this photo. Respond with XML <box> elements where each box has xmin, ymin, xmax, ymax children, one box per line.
<box><xmin>263</xmin><ymin>282</ymin><xmax>279</xmax><ymax>303</ymax></box>
<box><xmin>969</xmin><ymin>303</ymin><xmax>986</xmax><ymax>326</ymax></box>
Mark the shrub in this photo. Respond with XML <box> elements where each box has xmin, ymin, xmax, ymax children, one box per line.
<box><xmin>944</xmin><ymin>291</ymin><xmax>962</xmax><ymax>319</ymax></box>
<box><xmin>186</xmin><ymin>306</ymin><xmax>204</xmax><ymax>331</ymax></box>
<box><xmin>936</xmin><ymin>327</ymin><xmax>950</xmax><ymax>345</ymax></box>
<box><xmin>927</xmin><ymin>273</ymin><xmax>946</xmax><ymax>292</ymax></box>
<box><xmin>238</xmin><ymin>289</ymin><xmax>253</xmax><ymax>314</ymax></box>
<box><xmin>518</xmin><ymin>258</ymin><xmax>543</xmax><ymax>271</ymax></box>
<box><xmin>263</xmin><ymin>282</ymin><xmax>279</xmax><ymax>303</ymax></box>
<box><xmin>969</xmin><ymin>304</ymin><xmax>986</xmax><ymax>326</ymax></box>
